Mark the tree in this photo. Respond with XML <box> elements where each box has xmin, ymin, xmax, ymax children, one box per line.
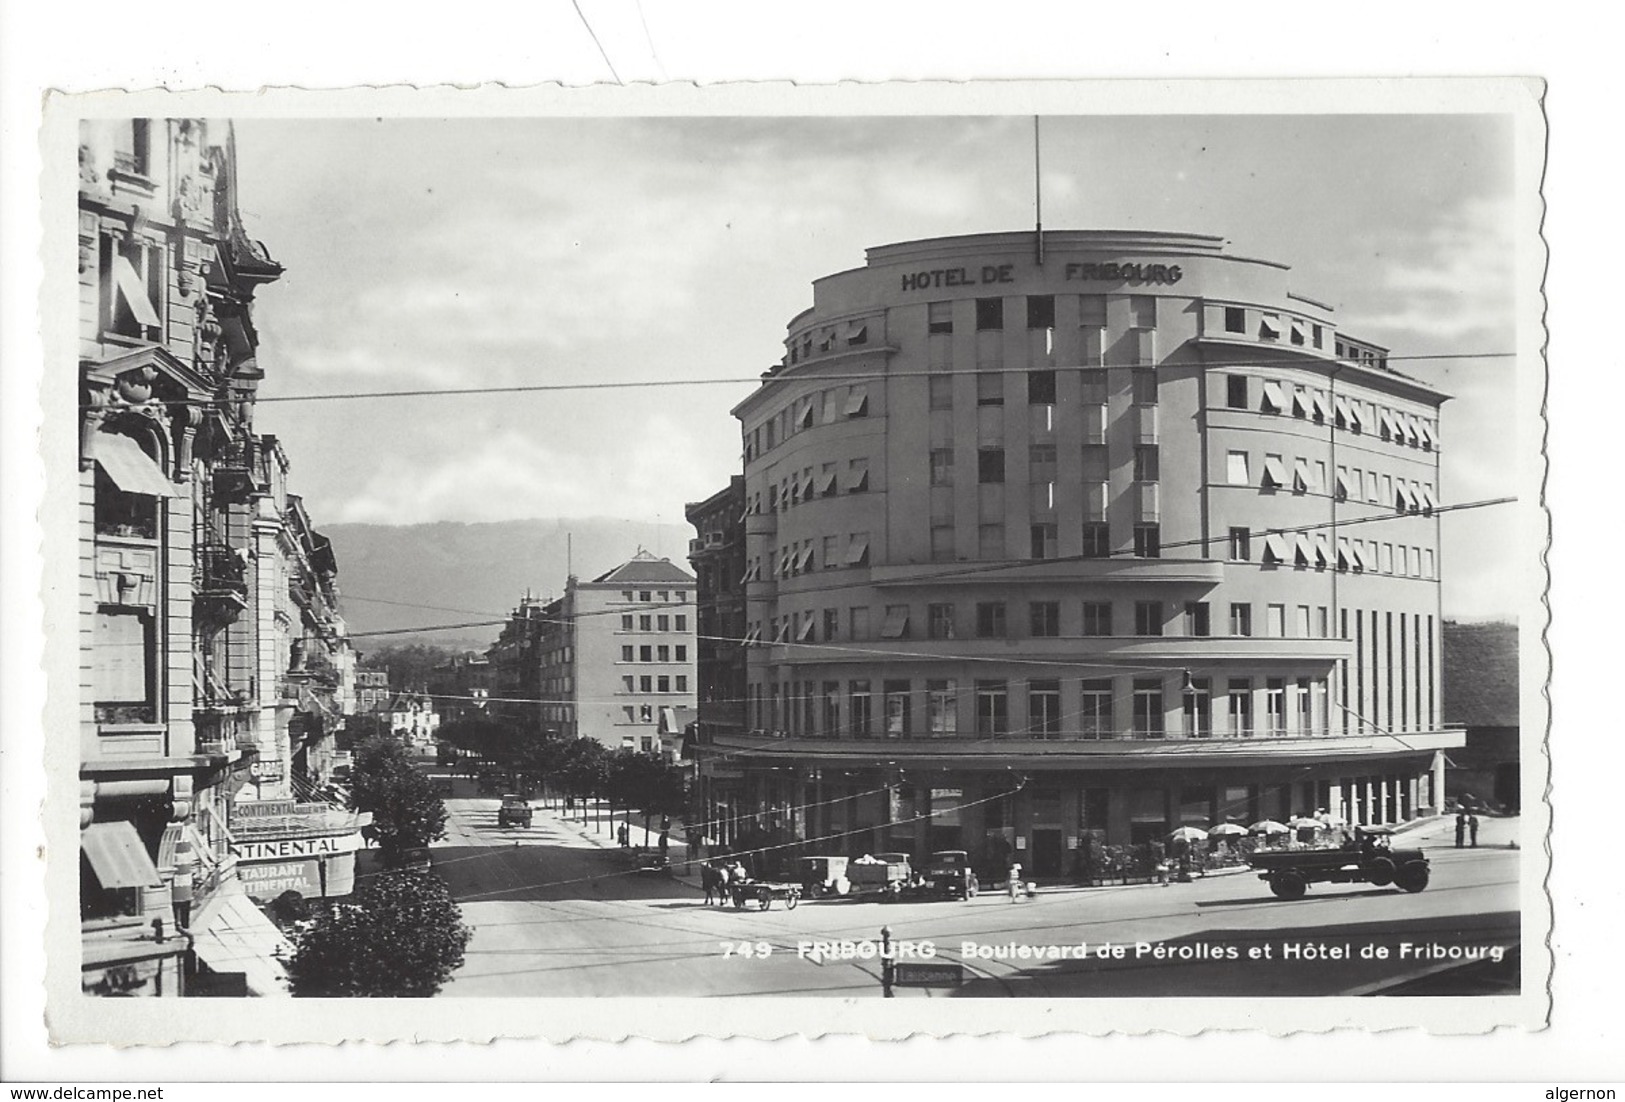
<box><xmin>348</xmin><ymin>734</ymin><xmax>448</xmax><ymax>854</ymax></box>
<box><xmin>437</xmin><ymin>717</ymin><xmax>523</xmax><ymax>764</ymax></box>
<box><xmin>286</xmin><ymin>870</ymin><xmax>472</xmax><ymax>997</ymax></box>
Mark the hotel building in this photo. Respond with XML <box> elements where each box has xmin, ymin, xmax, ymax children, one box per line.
<box><xmin>692</xmin><ymin>230</ymin><xmax>1460</xmax><ymax>878</ymax></box>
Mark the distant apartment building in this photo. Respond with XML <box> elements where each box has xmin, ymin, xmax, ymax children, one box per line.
<box><xmin>427</xmin><ymin>652</ymin><xmax>493</xmax><ymax>725</ymax></box>
<box><xmin>353</xmin><ymin>668</ymin><xmax>391</xmax><ymax>714</ymax></box>
<box><xmin>388</xmin><ymin>691</ymin><xmax>440</xmax><ymax>752</ymax></box>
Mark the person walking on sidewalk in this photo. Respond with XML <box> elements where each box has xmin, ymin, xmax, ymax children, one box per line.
<box><xmin>1007</xmin><ymin>861</ymin><xmax>1024</xmax><ymax>903</ymax></box>
<box><xmin>1455</xmin><ymin>811</ymin><xmax>1467</xmax><ymax>849</ymax></box>
<box><xmin>1469</xmin><ymin>813</ymin><xmax>1480</xmax><ymax>848</ymax></box>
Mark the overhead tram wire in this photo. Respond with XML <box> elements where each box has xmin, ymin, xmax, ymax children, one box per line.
<box><xmin>338</xmin><ymin>493</ymin><xmax>1517</xmax><ymax>643</ymax></box>
<box><xmin>121</xmin><ymin>350</ymin><xmax>1517</xmax><ymax>410</ymax></box>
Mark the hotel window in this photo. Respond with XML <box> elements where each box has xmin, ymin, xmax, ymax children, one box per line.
<box><xmin>1028</xmin><ymin>680</ymin><xmax>1062</xmax><ymax>738</ymax></box>
<box><xmin>640</xmin><ymin>676</ymin><xmax>653</xmax><ymax>692</ymax></box>
<box><xmin>1229</xmin><ymin>527</ymin><xmax>1251</xmax><ymax>561</ymax></box>
<box><xmin>1184</xmin><ymin>677</ymin><xmax>1212</xmax><ymax>738</ymax></box>
<box><xmin>1080</xmin><ymin>368</ymin><xmax>1108</xmax><ymax>404</ymax></box>
<box><xmin>622</xmin><ymin>590</ymin><xmax>634</xmax><ymax>602</ymax></box>
<box><xmin>978</xmin><ymin>523</ymin><xmax>1005</xmax><ymax>559</ymax></box>
<box><xmin>823</xmin><ymin>608</ymin><xmax>839</xmax><ymax>641</ymax></box>
<box><xmin>975</xmin><ymin>680</ymin><xmax>1009</xmax><ymax>737</ymax></box>
<box><xmin>1261</xmin><ymin>380</ymin><xmax>1287</xmax><ymax>414</ymax></box>
<box><xmin>1318</xmin><ymin>606</ymin><xmax>1330</xmax><ymax>638</ymax></box>
<box><xmin>928</xmin><ymin>374</ymin><xmax>953</xmax><ymax>410</ymax></box>
<box><xmin>1226</xmin><ymin>374</ymin><xmax>1249</xmax><ymax>410</ymax></box>
<box><xmin>657</xmin><ymin>645</ymin><xmax>670</xmax><ymax>661</ymax></box>
<box><xmin>1129</xmin><ymin>295</ymin><xmax>1157</xmax><ymax>328</ymax></box>
<box><xmin>976</xmin><ymin>297</ymin><xmax>1004</xmax><ymax>331</ymax></box>
<box><xmin>1185</xmin><ymin>601</ymin><xmax>1211</xmax><ymax>637</ymax></box>
<box><xmin>846</xmin><ymin>458</ymin><xmax>870</xmax><ymax>493</ymax></box>
<box><xmin>1226</xmin><ymin>451</ymin><xmax>1250</xmax><ymax>485</ymax></box>
<box><xmin>111</xmin><ymin>119</ymin><xmax>153</xmax><ymax>177</ymax></box>
<box><xmin>675</xmin><ymin>645</ymin><xmax>687</xmax><ymax>661</ymax></box>
<box><xmin>1266</xmin><ymin>604</ymin><xmax>1286</xmax><ymax>638</ymax></box>
<box><xmin>1290</xmin><ymin>318</ymin><xmax>1306</xmax><ymax>346</ymax></box>
<box><xmin>1313</xmin><ymin>323</ymin><xmax>1324</xmax><ymax>349</ymax></box>
<box><xmin>821</xmin><ymin>389</ymin><xmax>840</xmax><ymax>424</ymax></box>
<box><xmin>1224</xmin><ymin>306</ymin><xmax>1246</xmax><ymax>333</ymax></box>
<box><xmin>639</xmin><ymin>590</ymin><xmax>652</xmax><ymax>602</ymax></box>
<box><xmin>928</xmin><ymin>603</ymin><xmax>956</xmax><ymax>640</ymax></box>
<box><xmin>622</xmin><ymin>706</ymin><xmax>636</xmax><ymax>724</ymax></box>
<box><xmin>1265</xmin><ymin>679</ymin><xmax>1286</xmax><ymax>736</ymax></box>
<box><xmin>622</xmin><ymin>675</ymin><xmax>635</xmax><ymax>692</ymax></box>
<box><xmin>1133</xmin><ymin>524</ymin><xmax>1161</xmax><ymax>558</ymax></box>
<box><xmin>1230</xmin><ymin>603</ymin><xmax>1253</xmax><ymax>637</ymax></box>
<box><xmin>621</xmin><ymin>646</ymin><xmax>634</xmax><ymax>662</ymax></box>
<box><xmin>1027</xmin><ymin>368</ymin><xmax>1056</xmax><ymax>405</ymax></box>
<box><xmin>930</xmin><ymin>524</ymin><xmax>955</xmax><ymax>562</ymax></box>
<box><xmin>844</xmin><ymin>386</ymin><xmax>869</xmax><ymax>418</ymax></box>
<box><xmin>621</xmin><ymin>614</ymin><xmax>633</xmax><ymax>631</ymax></box>
<box><xmin>657</xmin><ymin>675</ymin><xmax>671</xmax><ymax>693</ymax></box>
<box><xmin>976</xmin><ymin>372</ymin><xmax>1003</xmax><ymax>406</ymax></box>
<box><xmin>976</xmin><ymin>602</ymin><xmax>1008</xmax><ymax>639</ymax></box>
<box><xmin>880</xmin><ymin>604</ymin><xmax>911</xmax><ymax>640</ymax></box>
<box><xmin>1132</xmin><ymin>368</ymin><xmax>1158</xmax><ymax>405</ymax></box>
<box><xmin>1079</xmin><ymin>679</ymin><xmax>1114</xmax><ymax>738</ymax></box>
<box><xmin>1132</xmin><ymin>680</ymin><xmax>1165</xmax><ymax>738</ymax></box>
<box><xmin>1082</xmin><ymin>601</ymin><xmax>1113</xmax><ymax>637</ymax></box>
<box><xmin>1228</xmin><ymin>679</ymin><xmax>1253</xmax><ymax>738</ymax></box>
<box><xmin>93</xmin><ymin>609</ymin><xmax>154</xmax><ymax>720</ymax></box>
<box><xmin>657</xmin><ymin>615</ymin><xmax>669</xmax><ymax>631</ymax></box>
<box><xmin>1259</xmin><ymin>313</ymin><xmax>1281</xmax><ymax>341</ymax></box>
<box><xmin>1380</xmin><ymin>543</ymin><xmax>1394</xmax><ymax>573</ymax></box>
<box><xmin>1296</xmin><ymin>677</ymin><xmax>1315</xmax><ymax>735</ymax></box>
<box><xmin>849</xmin><ymin>681</ymin><xmax>873</xmax><ymax>738</ymax></box>
<box><xmin>101</xmin><ymin>234</ymin><xmax>165</xmax><ymax>341</ymax></box>
<box><xmin>1425</xmin><ymin>548</ymin><xmax>1435</xmax><ymax>577</ymax></box>
<box><xmin>1029</xmin><ymin>523</ymin><xmax>1058</xmax><ymax>560</ymax></box>
<box><xmin>884</xmin><ymin>681</ymin><xmax>911</xmax><ymax>737</ymax></box>
<box><xmin>1397</xmin><ymin>545</ymin><xmax>1409</xmax><ymax>576</ymax></box>
<box><xmin>1029</xmin><ymin>601</ymin><xmax>1060</xmax><ymax>638</ymax></box>
<box><xmin>1027</xmin><ymin>295</ymin><xmax>1055</xmax><ymax>330</ymax></box>
<box><xmin>676</xmin><ymin>675</ymin><xmax>688</xmax><ymax>693</ymax></box>
<box><xmin>927</xmin><ymin>680</ymin><xmax>958</xmax><ymax>735</ymax></box>
<box><xmin>977</xmin><ymin>447</ymin><xmax>1005</xmax><ymax>483</ymax></box>
<box><xmin>1297</xmin><ymin>605</ymin><xmax>1312</xmax><ymax>638</ymax></box>
<box><xmin>1262</xmin><ymin>453</ymin><xmax>1287</xmax><ymax>489</ymax></box>
<box><xmin>849</xmin><ymin>606</ymin><xmax>869</xmax><ymax>639</ymax></box>
<box><xmin>928</xmin><ymin>300</ymin><xmax>954</xmax><ymax>334</ymax></box>
<box><xmin>1133</xmin><ymin>445</ymin><xmax>1160</xmax><ymax>482</ymax></box>
<box><xmin>1081</xmin><ymin>523</ymin><xmax>1110</xmax><ymax>559</ymax></box>
<box><xmin>1292</xmin><ymin>387</ymin><xmax>1311</xmax><ymax>419</ymax></box>
<box><xmin>822</xmin><ymin>534</ymin><xmax>840</xmax><ymax>566</ymax></box>
<box><xmin>1135</xmin><ymin>601</ymin><xmax>1164</xmax><ymax>637</ymax></box>
<box><xmin>845</xmin><ymin>532</ymin><xmax>870</xmax><ymax>567</ymax></box>
<box><xmin>822</xmin><ymin>682</ymin><xmax>842</xmax><ymax>735</ymax></box>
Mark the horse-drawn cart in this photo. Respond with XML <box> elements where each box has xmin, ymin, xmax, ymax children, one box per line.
<box><xmin>730</xmin><ymin>878</ymin><xmax>802</xmax><ymax>911</ymax></box>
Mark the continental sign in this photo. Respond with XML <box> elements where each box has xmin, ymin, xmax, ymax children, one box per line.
<box><xmin>239</xmin><ymin>859</ymin><xmax>323</xmax><ymax>898</ymax></box>
<box><xmin>230</xmin><ymin>832</ymin><xmax>363</xmax><ymax>861</ymax></box>
<box><xmin>900</xmin><ymin>261</ymin><xmax>1182</xmax><ymax>292</ymax></box>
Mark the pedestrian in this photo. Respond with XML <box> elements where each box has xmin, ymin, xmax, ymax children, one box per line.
<box><xmin>1454</xmin><ymin>811</ymin><xmax>1467</xmax><ymax>848</ymax></box>
<box><xmin>1007</xmin><ymin>861</ymin><xmax>1023</xmax><ymax>903</ymax></box>
<box><xmin>1469</xmin><ymin>813</ymin><xmax>1480</xmax><ymax>848</ymax></box>
<box><xmin>702</xmin><ymin>862</ymin><xmax>720</xmax><ymax>906</ymax></box>
<box><xmin>658</xmin><ymin>829</ymin><xmax>670</xmax><ymax>859</ymax></box>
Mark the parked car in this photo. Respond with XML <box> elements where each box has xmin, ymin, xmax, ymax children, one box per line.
<box><xmin>922</xmin><ymin>850</ymin><xmax>980</xmax><ymax>900</ymax></box>
<box><xmin>798</xmin><ymin>855</ymin><xmax>851</xmax><ymax>898</ymax></box>
<box><xmin>497</xmin><ymin>794</ymin><xmax>533</xmax><ymax>828</ymax></box>
<box><xmin>1247</xmin><ymin>825</ymin><xmax>1429</xmax><ymax>899</ymax></box>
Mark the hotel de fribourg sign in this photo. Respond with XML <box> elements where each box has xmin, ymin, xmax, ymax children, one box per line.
<box><xmin>899</xmin><ymin>260</ymin><xmax>1184</xmax><ymax>293</ymax></box>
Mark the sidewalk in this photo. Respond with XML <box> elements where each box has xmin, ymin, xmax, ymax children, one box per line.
<box><xmin>1394</xmin><ymin>811</ymin><xmax>1521</xmax><ymax>850</ymax></box>
<box><xmin>541</xmin><ymin>801</ymin><xmax>707</xmax><ymax>894</ymax></box>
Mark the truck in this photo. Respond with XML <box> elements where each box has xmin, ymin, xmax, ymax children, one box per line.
<box><xmin>845</xmin><ymin>852</ymin><xmax>914</xmax><ymax>900</ymax></box>
<box><xmin>1247</xmin><ymin>825</ymin><xmax>1429</xmax><ymax>900</ymax></box>
<box><xmin>496</xmin><ymin>793</ymin><xmax>533</xmax><ymax>828</ymax></box>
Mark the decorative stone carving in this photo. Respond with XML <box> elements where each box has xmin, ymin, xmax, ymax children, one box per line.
<box><xmin>80</xmin><ymin>388</ymin><xmax>108</xmax><ymax>470</ymax></box>
<box><xmin>114</xmin><ymin>365</ymin><xmax>157</xmax><ymax>404</ymax></box>
<box><xmin>94</xmin><ymin>544</ymin><xmax>158</xmax><ymax>607</ymax></box>
<box><xmin>171</xmin><ymin>775</ymin><xmax>193</xmax><ymax>822</ymax></box>
<box><xmin>175</xmin><ymin>403</ymin><xmax>203</xmax><ymax>482</ymax></box>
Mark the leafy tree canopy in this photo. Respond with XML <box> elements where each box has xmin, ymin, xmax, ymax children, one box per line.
<box><xmin>287</xmin><ymin>870</ymin><xmax>472</xmax><ymax>997</ymax></box>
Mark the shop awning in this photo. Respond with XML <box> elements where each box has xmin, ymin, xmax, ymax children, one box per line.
<box><xmin>191</xmin><ymin>886</ymin><xmax>293</xmax><ymax>997</ymax></box>
<box><xmin>81</xmin><ymin>821</ymin><xmax>163</xmax><ymax>890</ymax></box>
<box><xmin>93</xmin><ymin>432</ymin><xmax>177</xmax><ymax>498</ymax></box>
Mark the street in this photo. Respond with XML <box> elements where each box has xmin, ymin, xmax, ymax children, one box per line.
<box><xmin>432</xmin><ymin>792</ymin><xmax>1521</xmax><ymax>998</ymax></box>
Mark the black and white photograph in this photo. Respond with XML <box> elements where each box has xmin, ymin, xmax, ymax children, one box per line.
<box><xmin>32</xmin><ymin>78</ymin><xmax>1549</xmax><ymax>1048</ymax></box>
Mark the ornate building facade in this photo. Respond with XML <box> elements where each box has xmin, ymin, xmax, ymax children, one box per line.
<box><xmin>77</xmin><ymin>118</ymin><xmax>359</xmax><ymax>997</ymax></box>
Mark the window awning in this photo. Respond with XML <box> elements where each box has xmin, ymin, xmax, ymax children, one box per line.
<box><xmin>1259</xmin><ymin>315</ymin><xmax>1281</xmax><ymax>339</ymax></box>
<box><xmin>1291</xmin><ymin>389</ymin><xmax>1312</xmax><ymax>417</ymax></box>
<box><xmin>1290</xmin><ymin>319</ymin><xmax>1306</xmax><ymax>343</ymax></box>
<box><xmin>112</xmin><ymin>253</ymin><xmax>162</xmax><ymax>328</ymax></box>
<box><xmin>1418</xmin><ymin>486</ymin><xmax>1436</xmax><ymax>513</ymax></box>
<box><xmin>1261</xmin><ymin>381</ymin><xmax>1286</xmax><ymax>412</ymax></box>
<box><xmin>1263</xmin><ymin>533</ymin><xmax>1292</xmax><ymax>562</ymax></box>
<box><xmin>843</xmin><ymin>320</ymin><xmax>869</xmax><ymax>342</ymax></box>
<box><xmin>845</xmin><ymin>464</ymin><xmax>869</xmax><ymax>492</ymax></box>
<box><xmin>1352</xmin><ymin>542</ymin><xmax>1374</xmax><ymax>571</ymax></box>
<box><xmin>796</xmin><ymin>545</ymin><xmax>814</xmax><ymax>571</ymax></box>
<box><xmin>774</xmin><ymin>620</ymin><xmax>791</xmax><ymax>643</ymax></box>
<box><xmin>1311</xmin><ymin>391</ymin><xmax>1332</xmax><ymax>421</ymax></box>
<box><xmin>743</xmin><ymin>561</ymin><xmax>760</xmax><ymax>583</ymax></box>
<box><xmin>81</xmin><ymin>820</ymin><xmax>162</xmax><ymax>890</ymax></box>
<box><xmin>845</xmin><ymin>536</ymin><xmax>870</xmax><ymax>566</ymax></box>
<box><xmin>844</xmin><ymin>387</ymin><xmax>869</xmax><ymax>416</ymax></box>
<box><xmin>1396</xmin><ymin>484</ymin><xmax>1417</xmax><ymax>512</ymax></box>
<box><xmin>1335</xmin><ymin>468</ymin><xmax>1354</xmax><ymax>499</ymax></box>
<box><xmin>818</xmin><ymin>469</ymin><xmax>838</xmax><ymax>495</ymax></box>
<box><xmin>1261</xmin><ymin>456</ymin><xmax>1288</xmax><ymax>487</ymax></box>
<box><xmin>1379</xmin><ymin>408</ymin><xmax>1399</xmax><ymax>437</ymax></box>
<box><xmin>1403</xmin><ymin>415</ymin><xmax>1421</xmax><ymax>445</ymax></box>
<box><xmin>777</xmin><ymin>549</ymin><xmax>792</xmax><ymax>577</ymax></box>
<box><xmin>94</xmin><ymin>432</ymin><xmax>178</xmax><ymax>498</ymax></box>
<box><xmin>1293</xmin><ymin>459</ymin><xmax>1312</xmax><ymax>493</ymax></box>
<box><xmin>1295</xmin><ymin>533</ymin><xmax>1316</xmax><ymax>566</ymax></box>
<box><xmin>1347</xmin><ymin>402</ymin><xmax>1364</xmax><ymax>431</ymax></box>
<box><xmin>797</xmin><ymin>617</ymin><xmax>816</xmax><ymax>642</ymax></box>
<box><xmin>1336</xmin><ymin>537</ymin><xmax>1354</xmax><ymax>569</ymax></box>
<box><xmin>192</xmin><ymin>886</ymin><xmax>293</xmax><ymax>997</ymax></box>
<box><xmin>1333</xmin><ymin>395</ymin><xmax>1352</xmax><ymax>424</ymax></box>
<box><xmin>742</xmin><ymin>627</ymin><xmax>762</xmax><ymax>646</ymax></box>
<box><xmin>797</xmin><ymin>403</ymin><xmax>814</xmax><ymax>429</ymax></box>
<box><xmin>1419</xmin><ymin>420</ymin><xmax>1436</xmax><ymax>449</ymax></box>
<box><xmin>880</xmin><ymin>610</ymin><xmax>910</xmax><ymax>639</ymax></box>
<box><xmin>1313</xmin><ymin>533</ymin><xmax>1332</xmax><ymax>567</ymax></box>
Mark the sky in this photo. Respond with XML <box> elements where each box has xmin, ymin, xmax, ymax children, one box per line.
<box><xmin>232</xmin><ymin>113</ymin><xmax>1526</xmax><ymax>620</ymax></box>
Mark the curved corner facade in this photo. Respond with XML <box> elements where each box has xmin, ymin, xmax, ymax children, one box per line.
<box><xmin>700</xmin><ymin>230</ymin><xmax>1458</xmax><ymax>875</ymax></box>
